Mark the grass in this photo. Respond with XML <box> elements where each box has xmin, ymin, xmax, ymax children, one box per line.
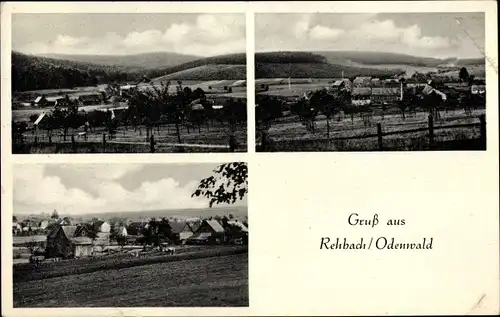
<box><xmin>13</xmin><ymin>235</ymin><xmax>47</xmax><ymax>245</ymax></box>
<box><xmin>14</xmin><ymin>252</ymin><xmax>248</xmax><ymax>307</ymax></box>
<box><xmin>13</xmin><ymin>122</ymin><xmax>247</xmax><ymax>153</ymax></box>
<box><xmin>13</xmin><ymin>245</ymin><xmax>247</xmax><ymax>283</ymax></box>
<box><xmin>258</xmin><ymin>109</ymin><xmax>485</xmax><ymax>151</ymax></box>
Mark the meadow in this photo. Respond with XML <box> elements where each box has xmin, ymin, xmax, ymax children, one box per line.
<box><xmin>259</xmin><ymin>108</ymin><xmax>485</xmax><ymax>151</ymax></box>
<box><xmin>14</xmin><ymin>252</ymin><xmax>248</xmax><ymax>307</ymax></box>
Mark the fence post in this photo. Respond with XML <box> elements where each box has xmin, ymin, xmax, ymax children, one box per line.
<box><xmin>150</xmin><ymin>135</ymin><xmax>155</xmax><ymax>153</ymax></box>
<box><xmin>71</xmin><ymin>135</ymin><xmax>76</xmax><ymax>153</ymax></box>
<box><xmin>229</xmin><ymin>135</ymin><xmax>236</xmax><ymax>152</ymax></box>
<box><xmin>428</xmin><ymin>115</ymin><xmax>434</xmax><ymax>148</ymax></box>
<box><xmin>377</xmin><ymin>123</ymin><xmax>383</xmax><ymax>150</ymax></box>
<box><xmin>103</xmin><ymin>134</ymin><xmax>106</xmax><ymax>152</ymax></box>
<box><xmin>48</xmin><ymin>135</ymin><xmax>52</xmax><ymax>144</ymax></box>
<box><xmin>479</xmin><ymin>114</ymin><xmax>486</xmax><ymax>146</ymax></box>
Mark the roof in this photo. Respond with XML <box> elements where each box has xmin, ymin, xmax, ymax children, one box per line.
<box><xmin>34</xmin><ymin>96</ymin><xmax>43</xmax><ymax>103</ymax></box>
<box><xmin>353</xmin><ymin>77</ymin><xmax>372</xmax><ymax>85</ymax></box>
<box><xmin>352</xmin><ymin>87</ymin><xmax>372</xmax><ymax>96</ymax></box>
<box><xmin>34</xmin><ymin>113</ymin><xmax>46</xmax><ymax>125</ymax></box>
<box><xmin>71</xmin><ymin>236</ymin><xmax>93</xmax><ymax>245</ymax></box>
<box><xmin>191</xmin><ymin>104</ymin><xmax>204</xmax><ymax>111</ymax></box>
<box><xmin>79</xmin><ymin>94</ymin><xmax>101</xmax><ymax>101</ymax></box>
<box><xmin>187</xmin><ymin>232</ymin><xmax>212</xmax><ymax>241</ymax></box>
<box><xmin>371</xmin><ymin>87</ymin><xmax>401</xmax><ymax>96</ymax></box>
<box><xmin>332</xmin><ymin>80</ymin><xmax>344</xmax><ymax>87</ymax></box>
<box><xmin>205</xmin><ymin>220</ymin><xmax>225</xmax><ymax>233</ymax></box>
<box><xmin>61</xmin><ymin>226</ymin><xmax>78</xmax><ymax>238</ymax></box>
<box><xmin>227</xmin><ymin>220</ymin><xmax>248</xmax><ymax>233</ymax></box>
<box><xmin>169</xmin><ymin>221</ymin><xmax>191</xmax><ymax>234</ymax></box>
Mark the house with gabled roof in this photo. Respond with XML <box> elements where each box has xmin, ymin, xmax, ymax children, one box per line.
<box><xmin>46</xmin><ymin>225</ymin><xmax>93</xmax><ymax>259</ymax></box>
<box><xmin>168</xmin><ymin>221</ymin><xmax>195</xmax><ymax>244</ymax></box>
<box><xmin>186</xmin><ymin>219</ymin><xmax>225</xmax><ymax>245</ymax></box>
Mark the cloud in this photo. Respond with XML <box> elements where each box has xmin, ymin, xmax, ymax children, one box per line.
<box><xmin>13</xmin><ymin>165</ymin><xmax>209</xmax><ymax>216</ymax></box>
<box><xmin>17</xmin><ymin>14</ymin><xmax>245</xmax><ymax>57</ymax></box>
<box><xmin>256</xmin><ymin>14</ymin><xmax>468</xmax><ymax>57</ymax></box>
<box><xmin>309</xmin><ymin>25</ymin><xmax>345</xmax><ymax>40</ymax></box>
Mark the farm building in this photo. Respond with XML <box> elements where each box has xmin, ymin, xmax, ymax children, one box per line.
<box><xmin>224</xmin><ymin>220</ymin><xmax>249</xmax><ymax>244</ymax></box>
<box><xmin>33</xmin><ymin>96</ymin><xmax>47</xmax><ymax>107</ymax></box>
<box><xmin>352</xmin><ymin>87</ymin><xmax>372</xmax><ymax>106</ymax></box>
<box><xmin>471</xmin><ymin>84</ymin><xmax>486</xmax><ymax>95</ymax></box>
<box><xmin>78</xmin><ymin>94</ymin><xmax>102</xmax><ymax>106</ymax></box>
<box><xmin>12</xmin><ymin>222</ymin><xmax>21</xmax><ymax>235</ymax></box>
<box><xmin>331</xmin><ymin>79</ymin><xmax>352</xmax><ymax>92</ymax></box>
<box><xmin>46</xmin><ymin>225</ymin><xmax>93</xmax><ymax>259</ymax></box>
<box><xmin>371</xmin><ymin>87</ymin><xmax>403</xmax><ymax>103</ymax></box>
<box><xmin>186</xmin><ymin>220</ymin><xmax>225</xmax><ymax>245</ymax></box>
<box><xmin>168</xmin><ymin>221</ymin><xmax>195</xmax><ymax>244</ymax></box>
<box><xmin>422</xmin><ymin>84</ymin><xmax>447</xmax><ymax>101</ymax></box>
<box><xmin>54</xmin><ymin>97</ymin><xmax>73</xmax><ymax>109</ymax></box>
<box><xmin>115</xmin><ymin>225</ymin><xmax>128</xmax><ymax>237</ymax></box>
<box><xmin>352</xmin><ymin>77</ymin><xmax>372</xmax><ymax>87</ymax></box>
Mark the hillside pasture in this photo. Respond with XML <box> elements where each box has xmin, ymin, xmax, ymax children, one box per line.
<box><xmin>14</xmin><ymin>252</ymin><xmax>248</xmax><ymax>307</ymax></box>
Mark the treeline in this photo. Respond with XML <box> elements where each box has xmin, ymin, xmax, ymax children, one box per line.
<box><xmin>255</xmin><ymin>63</ymin><xmax>400</xmax><ymax>79</ymax></box>
<box><xmin>12</xmin><ymin>52</ymin><xmax>143</xmax><ymax>92</ymax></box>
<box><xmin>145</xmin><ymin>53</ymin><xmax>247</xmax><ymax>79</ymax></box>
<box><xmin>255</xmin><ymin>51</ymin><xmax>327</xmax><ymax>64</ymax></box>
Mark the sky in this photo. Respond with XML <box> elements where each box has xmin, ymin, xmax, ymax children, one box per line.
<box><xmin>12</xmin><ymin>13</ymin><xmax>246</xmax><ymax>57</ymax></box>
<box><xmin>13</xmin><ymin>163</ymin><xmax>247</xmax><ymax>216</ymax></box>
<box><xmin>255</xmin><ymin>13</ymin><xmax>485</xmax><ymax>58</ymax></box>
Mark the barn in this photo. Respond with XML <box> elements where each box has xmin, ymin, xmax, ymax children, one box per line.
<box><xmin>186</xmin><ymin>220</ymin><xmax>225</xmax><ymax>245</ymax></box>
<box><xmin>45</xmin><ymin>225</ymin><xmax>93</xmax><ymax>259</ymax></box>
<box><xmin>371</xmin><ymin>87</ymin><xmax>402</xmax><ymax>103</ymax></box>
<box><xmin>78</xmin><ymin>94</ymin><xmax>102</xmax><ymax>106</ymax></box>
<box><xmin>168</xmin><ymin>221</ymin><xmax>195</xmax><ymax>244</ymax></box>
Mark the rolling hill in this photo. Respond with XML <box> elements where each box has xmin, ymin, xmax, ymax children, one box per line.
<box><xmin>40</xmin><ymin>52</ymin><xmax>200</xmax><ymax>70</ymax></box>
<box><xmin>254</xmin><ymin>51</ymin><xmax>485</xmax><ymax>79</ymax></box>
<box><xmin>12</xmin><ymin>51</ymin><xmax>247</xmax><ymax>91</ymax></box>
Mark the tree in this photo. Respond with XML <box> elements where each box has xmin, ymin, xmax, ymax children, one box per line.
<box><xmin>13</xmin><ymin>216</ymin><xmax>18</xmax><ymax>223</ymax></box>
<box><xmin>51</xmin><ymin>209</ymin><xmax>59</xmax><ymax>219</ymax></box>
<box><xmin>24</xmin><ymin>238</ymin><xmax>44</xmax><ymax>255</ymax></box>
<box><xmin>192</xmin><ymin>162</ymin><xmax>248</xmax><ymax>207</ymax></box>
<box><xmin>459</xmin><ymin>67</ymin><xmax>469</xmax><ymax>83</ymax></box>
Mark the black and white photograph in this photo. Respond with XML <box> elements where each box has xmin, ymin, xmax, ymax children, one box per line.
<box><xmin>255</xmin><ymin>13</ymin><xmax>486</xmax><ymax>152</ymax></box>
<box><xmin>11</xmin><ymin>13</ymin><xmax>247</xmax><ymax>154</ymax></box>
<box><xmin>12</xmin><ymin>162</ymin><xmax>248</xmax><ymax>307</ymax></box>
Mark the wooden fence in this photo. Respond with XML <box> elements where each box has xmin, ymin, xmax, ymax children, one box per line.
<box><xmin>14</xmin><ymin>133</ymin><xmax>240</xmax><ymax>153</ymax></box>
<box><xmin>259</xmin><ymin>114</ymin><xmax>486</xmax><ymax>151</ymax></box>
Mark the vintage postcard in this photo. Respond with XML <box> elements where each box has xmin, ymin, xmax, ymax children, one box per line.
<box><xmin>1</xmin><ymin>1</ymin><xmax>499</xmax><ymax>317</ymax></box>
<box><xmin>10</xmin><ymin>12</ymin><xmax>247</xmax><ymax>154</ymax></box>
<box><xmin>255</xmin><ymin>12</ymin><xmax>488</xmax><ymax>152</ymax></box>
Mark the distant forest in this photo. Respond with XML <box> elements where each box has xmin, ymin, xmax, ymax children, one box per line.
<box><xmin>12</xmin><ymin>52</ymin><xmax>247</xmax><ymax>92</ymax></box>
<box><xmin>12</xmin><ymin>52</ymin><xmax>143</xmax><ymax>92</ymax></box>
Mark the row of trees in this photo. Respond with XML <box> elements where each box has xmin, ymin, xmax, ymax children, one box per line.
<box><xmin>15</xmin><ymin>82</ymin><xmax>247</xmax><ymax>146</ymax></box>
<box><xmin>256</xmin><ymin>83</ymin><xmax>484</xmax><ymax>141</ymax></box>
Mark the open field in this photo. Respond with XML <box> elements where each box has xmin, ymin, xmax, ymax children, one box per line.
<box><xmin>14</xmin><ymin>251</ymin><xmax>248</xmax><ymax>307</ymax></box>
<box><xmin>259</xmin><ymin>109</ymin><xmax>486</xmax><ymax>151</ymax></box>
<box><xmin>13</xmin><ymin>235</ymin><xmax>47</xmax><ymax>245</ymax></box>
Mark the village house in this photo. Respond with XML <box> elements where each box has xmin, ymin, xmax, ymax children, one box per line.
<box><xmin>12</xmin><ymin>222</ymin><xmax>22</xmax><ymax>235</ymax></box>
<box><xmin>78</xmin><ymin>94</ymin><xmax>102</xmax><ymax>106</ymax></box>
<box><xmin>471</xmin><ymin>84</ymin><xmax>486</xmax><ymax>95</ymax></box>
<box><xmin>90</xmin><ymin>220</ymin><xmax>111</xmax><ymax>252</ymax></box>
<box><xmin>351</xmin><ymin>87</ymin><xmax>372</xmax><ymax>106</ymax></box>
<box><xmin>46</xmin><ymin>225</ymin><xmax>93</xmax><ymax>259</ymax></box>
<box><xmin>168</xmin><ymin>221</ymin><xmax>195</xmax><ymax>244</ymax></box>
<box><xmin>352</xmin><ymin>76</ymin><xmax>372</xmax><ymax>87</ymax></box>
<box><xmin>422</xmin><ymin>84</ymin><xmax>447</xmax><ymax>101</ymax></box>
<box><xmin>186</xmin><ymin>220</ymin><xmax>225</xmax><ymax>245</ymax></box>
<box><xmin>371</xmin><ymin>87</ymin><xmax>403</xmax><ymax>103</ymax></box>
<box><xmin>223</xmin><ymin>220</ymin><xmax>249</xmax><ymax>245</ymax></box>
